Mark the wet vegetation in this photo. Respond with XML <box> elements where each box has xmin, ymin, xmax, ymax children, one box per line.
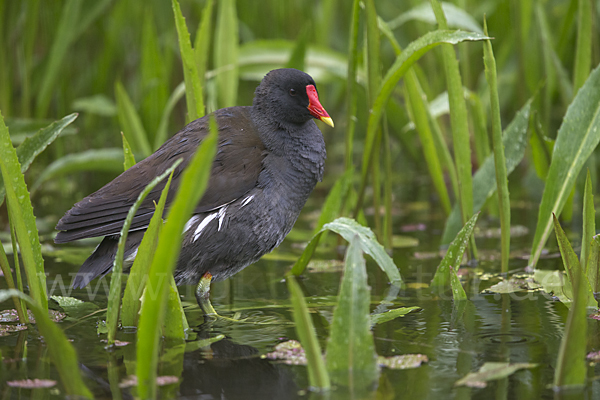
<box><xmin>1</xmin><ymin>0</ymin><xmax>600</xmax><ymax>398</ymax></box>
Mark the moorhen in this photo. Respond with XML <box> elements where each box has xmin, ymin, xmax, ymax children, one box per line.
<box><xmin>55</xmin><ymin>68</ymin><xmax>333</xmax><ymax>314</ymax></box>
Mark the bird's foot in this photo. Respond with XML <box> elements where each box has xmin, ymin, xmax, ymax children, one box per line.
<box><xmin>195</xmin><ymin>273</ymin><xmax>244</xmax><ymax>322</ymax></box>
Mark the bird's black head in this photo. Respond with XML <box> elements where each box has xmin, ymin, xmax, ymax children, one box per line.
<box><xmin>253</xmin><ymin>68</ymin><xmax>334</xmax><ymax>128</ymax></box>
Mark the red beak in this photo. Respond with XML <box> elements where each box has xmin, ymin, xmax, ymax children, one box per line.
<box><xmin>306</xmin><ymin>85</ymin><xmax>334</xmax><ymax>127</ymax></box>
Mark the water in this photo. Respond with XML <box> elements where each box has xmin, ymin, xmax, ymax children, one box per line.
<box><xmin>2</xmin><ymin>189</ymin><xmax>600</xmax><ymax>399</ymax></box>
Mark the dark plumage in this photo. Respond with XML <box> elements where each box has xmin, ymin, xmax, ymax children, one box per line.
<box><xmin>55</xmin><ymin>68</ymin><xmax>333</xmax><ymax>293</ymax></box>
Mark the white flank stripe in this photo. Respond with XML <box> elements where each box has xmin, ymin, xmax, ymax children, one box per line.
<box><xmin>193</xmin><ymin>213</ymin><xmax>217</xmax><ymax>242</ymax></box>
<box><xmin>217</xmin><ymin>206</ymin><xmax>228</xmax><ymax>231</ymax></box>
<box><xmin>184</xmin><ymin>215</ymin><xmax>200</xmax><ymax>233</ymax></box>
<box><xmin>240</xmin><ymin>195</ymin><xmax>255</xmax><ymax>208</ymax></box>
<box><xmin>124</xmin><ymin>247</ymin><xmax>139</xmax><ymax>263</ymax></box>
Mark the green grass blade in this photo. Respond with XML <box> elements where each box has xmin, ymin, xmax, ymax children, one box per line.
<box><xmin>431</xmin><ymin>0</ymin><xmax>473</xmax><ymax>229</ymax></box>
<box><xmin>552</xmin><ymin>215</ymin><xmax>588</xmax><ymax>389</ymax></box>
<box><xmin>136</xmin><ymin>117</ymin><xmax>217</xmax><ymax>400</ymax></box>
<box><xmin>449</xmin><ymin>265</ymin><xmax>467</xmax><ymax>301</ymax></box>
<box><xmin>553</xmin><ymin>214</ymin><xmax>596</xmax><ymax>308</ymax></box>
<box><xmin>31</xmin><ymin>148</ymin><xmax>125</xmax><ymax>193</ymax></box>
<box><xmin>0</xmin><ymin>111</ymin><xmax>47</xmax><ymax>310</ymax></box>
<box><xmin>535</xmin><ymin>5</ymin><xmax>573</xmax><ymax>110</ymax></box>
<box><xmin>365</xmin><ymin>0</ymin><xmax>383</xmax><ymax>241</ymax></box>
<box><xmin>345</xmin><ymin>0</ymin><xmax>360</xmax><ymax>172</ymax></box>
<box><xmin>354</xmin><ymin>29</ymin><xmax>489</xmax><ymax>216</ymax></box>
<box><xmin>529</xmin><ymin>113</ymin><xmax>553</xmax><ymax>180</ymax></box>
<box><xmin>290</xmin><ymin>217</ymin><xmax>402</xmax><ymax>287</ymax></box>
<box><xmin>121</xmin><ymin>133</ymin><xmax>136</xmax><ymax>171</ymax></box>
<box><xmin>589</xmin><ymin>235</ymin><xmax>600</xmax><ymax>293</ymax></box>
<box><xmin>214</xmin><ymin>0</ymin><xmax>239</xmax><ymax>108</ymax></box>
<box><xmin>194</xmin><ymin>0</ymin><xmax>214</xmax><ymax>97</ymax></box>
<box><xmin>483</xmin><ymin>18</ymin><xmax>510</xmax><ymax>274</ymax></box>
<box><xmin>442</xmin><ymin>100</ymin><xmax>532</xmax><ymax>244</ymax></box>
<box><xmin>106</xmin><ymin>161</ymin><xmax>180</xmax><ymax>345</ymax></box>
<box><xmin>10</xmin><ymin>225</ymin><xmax>27</xmax><ymax>322</ymax></box>
<box><xmin>121</xmin><ymin>164</ymin><xmax>176</xmax><ymax>327</ymax></box>
<box><xmin>467</xmin><ymin>92</ymin><xmax>490</xmax><ymax>170</ymax></box>
<box><xmin>326</xmin><ymin>235</ymin><xmax>378</xmax><ymax>387</ymax></box>
<box><xmin>530</xmin><ymin>64</ymin><xmax>600</xmax><ymax>268</ymax></box>
<box><xmin>115</xmin><ymin>81</ymin><xmax>152</xmax><ymax>157</ymax></box>
<box><xmin>0</xmin><ymin>239</ymin><xmax>27</xmax><ymax>323</ymax></box>
<box><xmin>155</xmin><ymin>82</ymin><xmax>186</xmax><ymax>149</ymax></box>
<box><xmin>287</xmin><ymin>275</ymin><xmax>330</xmax><ymax>389</ymax></box>
<box><xmin>573</xmin><ymin>0</ymin><xmax>592</xmax><ymax>93</ymax></box>
<box><xmin>172</xmin><ymin>0</ymin><xmax>204</xmax><ymax>122</ymax></box>
<box><xmin>365</xmin><ymin>0</ymin><xmax>381</xmax><ymax>103</ymax></box>
<box><xmin>313</xmin><ymin>169</ymin><xmax>353</xmax><ymax>234</ymax></box>
<box><xmin>429</xmin><ymin>104</ymin><xmax>459</xmax><ymax>198</ymax></box>
<box><xmin>404</xmin><ymin>70</ymin><xmax>451</xmax><ymax>215</ymax></box>
<box><xmin>0</xmin><ymin>113</ymin><xmax>77</xmax><ymax>206</ymax></box>
<box><xmin>582</xmin><ymin>170</ymin><xmax>595</xmax><ymax>272</ymax></box>
<box><xmin>284</xmin><ymin>26</ymin><xmax>309</xmax><ymax>70</ymax></box>
<box><xmin>431</xmin><ymin>213</ymin><xmax>479</xmax><ymax>296</ymax></box>
<box><xmin>0</xmin><ymin>289</ymin><xmax>92</xmax><ymax>397</ymax></box>
<box><xmin>163</xmin><ymin>275</ymin><xmax>187</xmax><ymax>339</ymax></box>
<box><xmin>36</xmin><ymin>0</ymin><xmax>82</xmax><ymax>117</ymax></box>
<box><xmin>141</xmin><ymin>10</ymin><xmax>169</xmax><ymax>144</ymax></box>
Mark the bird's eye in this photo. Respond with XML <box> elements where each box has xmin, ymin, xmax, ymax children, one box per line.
<box><xmin>289</xmin><ymin>88</ymin><xmax>296</xmax><ymax>96</ymax></box>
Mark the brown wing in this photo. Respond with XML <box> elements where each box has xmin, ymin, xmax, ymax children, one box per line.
<box><xmin>55</xmin><ymin>107</ymin><xmax>265</xmax><ymax>243</ymax></box>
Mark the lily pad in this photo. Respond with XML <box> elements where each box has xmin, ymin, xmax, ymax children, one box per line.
<box><xmin>118</xmin><ymin>375</ymin><xmax>179</xmax><ymax>388</ymax></box>
<box><xmin>0</xmin><ymin>324</ymin><xmax>28</xmax><ymax>336</ymax></box>
<box><xmin>264</xmin><ymin>340</ymin><xmax>307</xmax><ymax>365</ymax></box>
<box><xmin>392</xmin><ymin>235</ymin><xmax>419</xmax><ymax>248</ymax></box>
<box><xmin>306</xmin><ymin>259</ymin><xmax>344</xmax><ymax>273</ymax></box>
<box><xmin>484</xmin><ymin>279</ymin><xmax>527</xmax><ymax>294</ymax></box>
<box><xmin>0</xmin><ymin>309</ymin><xmax>65</xmax><ymax>323</ymax></box>
<box><xmin>378</xmin><ymin>354</ymin><xmax>428</xmax><ymax>369</ymax></box>
<box><xmin>7</xmin><ymin>379</ymin><xmax>57</xmax><ymax>388</ymax></box>
<box><xmin>587</xmin><ymin>351</ymin><xmax>600</xmax><ymax>362</ymax></box>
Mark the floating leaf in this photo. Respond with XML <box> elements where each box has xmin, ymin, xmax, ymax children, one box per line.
<box><xmin>118</xmin><ymin>375</ymin><xmax>179</xmax><ymax>389</ymax></box>
<box><xmin>484</xmin><ymin>279</ymin><xmax>527</xmax><ymax>294</ymax></box>
<box><xmin>7</xmin><ymin>379</ymin><xmax>57</xmax><ymax>388</ymax></box>
<box><xmin>378</xmin><ymin>354</ymin><xmax>429</xmax><ymax>369</ymax></box>
<box><xmin>371</xmin><ymin>306</ymin><xmax>420</xmax><ymax>325</ymax></box>
<box><xmin>455</xmin><ymin>362</ymin><xmax>537</xmax><ymax>388</ymax></box>
<box><xmin>265</xmin><ymin>340</ymin><xmax>307</xmax><ymax>365</ymax></box>
<box><xmin>184</xmin><ymin>334</ymin><xmax>225</xmax><ymax>353</ymax></box>
<box><xmin>0</xmin><ymin>324</ymin><xmax>28</xmax><ymax>336</ymax></box>
<box><xmin>51</xmin><ymin>296</ymin><xmax>99</xmax><ymax>319</ymax></box>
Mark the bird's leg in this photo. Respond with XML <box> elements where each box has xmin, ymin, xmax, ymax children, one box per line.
<box><xmin>195</xmin><ymin>272</ymin><xmax>217</xmax><ymax>316</ymax></box>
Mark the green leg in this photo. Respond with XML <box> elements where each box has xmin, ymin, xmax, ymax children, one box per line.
<box><xmin>195</xmin><ymin>272</ymin><xmax>217</xmax><ymax>316</ymax></box>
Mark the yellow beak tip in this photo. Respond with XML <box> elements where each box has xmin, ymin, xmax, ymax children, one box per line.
<box><xmin>320</xmin><ymin>117</ymin><xmax>334</xmax><ymax>128</ymax></box>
